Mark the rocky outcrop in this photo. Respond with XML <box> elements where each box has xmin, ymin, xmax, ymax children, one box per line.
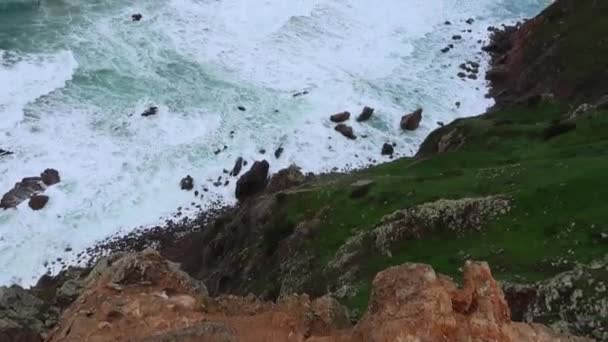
<box><xmin>380</xmin><ymin>143</ymin><xmax>394</xmax><ymax>156</ymax></box>
<box><xmin>44</xmin><ymin>251</ymin><xmax>587</xmax><ymax>342</ymax></box>
<box><xmin>335</xmin><ymin>124</ymin><xmax>356</xmax><ymax>139</ymax></box>
<box><xmin>400</xmin><ymin>108</ymin><xmax>423</xmax><ymax>131</ymax></box>
<box><xmin>503</xmin><ymin>256</ymin><xmax>608</xmax><ymax>341</ymax></box>
<box><xmin>235</xmin><ymin>160</ymin><xmax>269</xmax><ymax>201</ymax></box>
<box><xmin>0</xmin><ymin>169</ymin><xmax>60</xmax><ymax>209</ymax></box>
<box><xmin>0</xmin><ymin>286</ymin><xmax>57</xmax><ymax>342</ymax></box>
<box><xmin>266</xmin><ymin>165</ymin><xmax>306</xmax><ymax>193</ymax></box>
<box><xmin>180</xmin><ymin>175</ymin><xmax>194</xmax><ymax>191</ymax></box>
<box><xmin>356</xmin><ymin>106</ymin><xmax>374</xmax><ymax>122</ymax></box>
<box><xmin>28</xmin><ymin>195</ymin><xmax>49</xmax><ymax>210</ymax></box>
<box><xmin>230</xmin><ymin>157</ymin><xmax>244</xmax><ymax>177</ymax></box>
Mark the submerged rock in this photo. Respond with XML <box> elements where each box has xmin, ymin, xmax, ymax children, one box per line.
<box><xmin>235</xmin><ymin>160</ymin><xmax>269</xmax><ymax>201</ymax></box>
<box><xmin>274</xmin><ymin>146</ymin><xmax>284</xmax><ymax>159</ymax></box>
<box><xmin>356</xmin><ymin>106</ymin><xmax>374</xmax><ymax>122</ymax></box>
<box><xmin>131</xmin><ymin>13</ymin><xmax>142</xmax><ymax>21</ymax></box>
<box><xmin>0</xmin><ymin>149</ymin><xmax>12</xmax><ymax>157</ymax></box>
<box><xmin>140</xmin><ymin>106</ymin><xmax>158</xmax><ymax>117</ymax></box>
<box><xmin>29</xmin><ymin>195</ymin><xmax>49</xmax><ymax>210</ymax></box>
<box><xmin>230</xmin><ymin>157</ymin><xmax>244</xmax><ymax>177</ymax></box>
<box><xmin>0</xmin><ymin>177</ymin><xmax>45</xmax><ymax>209</ymax></box>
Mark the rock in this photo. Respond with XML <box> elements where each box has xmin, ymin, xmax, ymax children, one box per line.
<box><xmin>140</xmin><ymin>106</ymin><xmax>158</xmax><ymax>117</ymax></box>
<box><xmin>441</xmin><ymin>47</ymin><xmax>451</xmax><ymax>53</ymax></box>
<box><xmin>28</xmin><ymin>195</ymin><xmax>49</xmax><ymax>210</ymax></box>
<box><xmin>452</xmin><ymin>34</ymin><xmax>462</xmax><ymax>40</ymax></box>
<box><xmin>131</xmin><ymin>13</ymin><xmax>142</xmax><ymax>21</ymax></box>
<box><xmin>230</xmin><ymin>157</ymin><xmax>244</xmax><ymax>177</ymax></box>
<box><xmin>0</xmin><ymin>177</ymin><xmax>45</xmax><ymax>209</ymax></box>
<box><xmin>330</xmin><ymin>111</ymin><xmax>350</xmax><ymax>123</ymax></box>
<box><xmin>40</xmin><ymin>169</ymin><xmax>60</xmax><ymax>186</ymax></box>
<box><xmin>180</xmin><ymin>175</ymin><xmax>194</xmax><ymax>191</ymax></box>
<box><xmin>381</xmin><ymin>143</ymin><xmax>394</xmax><ymax>156</ymax></box>
<box><xmin>444</xmin><ymin>20</ymin><xmax>452</xmax><ymax>25</ymax></box>
<box><xmin>292</xmin><ymin>91</ymin><xmax>309</xmax><ymax>97</ymax></box>
<box><xmin>486</xmin><ymin>65</ymin><xmax>509</xmax><ymax>81</ymax></box>
<box><xmin>400</xmin><ymin>108</ymin><xmax>423</xmax><ymax>131</ymax></box>
<box><xmin>356</xmin><ymin>106</ymin><xmax>374</xmax><ymax>122</ymax></box>
<box><xmin>468</xmin><ymin>74</ymin><xmax>478</xmax><ymax>80</ymax></box>
<box><xmin>466</xmin><ymin>18</ymin><xmax>475</xmax><ymax>24</ymax></box>
<box><xmin>0</xmin><ymin>285</ymin><xmax>53</xmax><ymax>341</ymax></box>
<box><xmin>237</xmin><ymin>106</ymin><xmax>246</xmax><ymax>112</ymax></box>
<box><xmin>274</xmin><ymin>146</ymin><xmax>284</xmax><ymax>159</ymax></box>
<box><xmin>0</xmin><ymin>149</ymin><xmax>12</xmax><ymax>157</ymax></box>
<box><xmin>267</xmin><ymin>165</ymin><xmax>305</xmax><ymax>193</ymax></box>
<box><xmin>235</xmin><ymin>160</ymin><xmax>269</xmax><ymax>201</ymax></box>
<box><xmin>437</xmin><ymin>121</ymin><xmax>445</xmax><ymax>127</ymax></box>
<box><xmin>335</xmin><ymin>124</ymin><xmax>356</xmax><ymax>140</ymax></box>
<box><xmin>457</xmin><ymin>72</ymin><xmax>467</xmax><ymax>78</ymax></box>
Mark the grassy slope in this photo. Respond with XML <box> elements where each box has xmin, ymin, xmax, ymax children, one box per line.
<box><xmin>271</xmin><ymin>103</ymin><xmax>608</xmax><ymax>313</ymax></box>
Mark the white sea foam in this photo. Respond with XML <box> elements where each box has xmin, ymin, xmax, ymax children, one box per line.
<box><xmin>0</xmin><ymin>0</ymin><xmax>550</xmax><ymax>286</ymax></box>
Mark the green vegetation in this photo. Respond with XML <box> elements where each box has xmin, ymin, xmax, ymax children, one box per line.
<box><xmin>270</xmin><ymin>103</ymin><xmax>608</xmax><ymax>313</ymax></box>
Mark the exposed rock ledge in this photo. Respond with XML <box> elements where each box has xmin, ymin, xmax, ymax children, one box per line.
<box><xmin>14</xmin><ymin>250</ymin><xmax>585</xmax><ymax>342</ymax></box>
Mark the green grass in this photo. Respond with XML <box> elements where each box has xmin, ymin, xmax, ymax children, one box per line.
<box><xmin>269</xmin><ymin>104</ymin><xmax>608</xmax><ymax>313</ymax></box>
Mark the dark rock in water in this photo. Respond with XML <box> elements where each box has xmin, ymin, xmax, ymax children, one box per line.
<box><xmin>41</xmin><ymin>169</ymin><xmax>60</xmax><ymax>186</ymax></box>
<box><xmin>29</xmin><ymin>195</ymin><xmax>49</xmax><ymax>210</ymax></box>
<box><xmin>335</xmin><ymin>124</ymin><xmax>356</xmax><ymax>140</ymax></box>
<box><xmin>141</xmin><ymin>106</ymin><xmax>158</xmax><ymax>117</ymax></box>
<box><xmin>455</xmin><ymin>101</ymin><xmax>461</xmax><ymax>107</ymax></box>
<box><xmin>457</xmin><ymin>72</ymin><xmax>467</xmax><ymax>78</ymax></box>
<box><xmin>292</xmin><ymin>91</ymin><xmax>309</xmax><ymax>98</ymax></box>
<box><xmin>466</xmin><ymin>18</ymin><xmax>475</xmax><ymax>24</ymax></box>
<box><xmin>381</xmin><ymin>143</ymin><xmax>394</xmax><ymax>156</ymax></box>
<box><xmin>330</xmin><ymin>111</ymin><xmax>350</xmax><ymax>123</ymax></box>
<box><xmin>0</xmin><ymin>149</ymin><xmax>13</xmax><ymax>157</ymax></box>
<box><xmin>213</xmin><ymin>181</ymin><xmax>222</xmax><ymax>187</ymax></box>
<box><xmin>444</xmin><ymin>20</ymin><xmax>452</xmax><ymax>25</ymax></box>
<box><xmin>237</xmin><ymin>106</ymin><xmax>246</xmax><ymax>112</ymax></box>
<box><xmin>274</xmin><ymin>146</ymin><xmax>284</xmax><ymax>159</ymax></box>
<box><xmin>194</xmin><ymin>190</ymin><xmax>199</xmax><ymax>197</ymax></box>
<box><xmin>441</xmin><ymin>47</ymin><xmax>451</xmax><ymax>53</ymax></box>
<box><xmin>0</xmin><ymin>177</ymin><xmax>44</xmax><ymax>209</ymax></box>
<box><xmin>401</xmin><ymin>108</ymin><xmax>423</xmax><ymax>131</ymax></box>
<box><xmin>180</xmin><ymin>175</ymin><xmax>194</xmax><ymax>191</ymax></box>
<box><xmin>230</xmin><ymin>157</ymin><xmax>244</xmax><ymax>177</ymax></box>
<box><xmin>235</xmin><ymin>160</ymin><xmax>269</xmax><ymax>201</ymax></box>
<box><xmin>452</xmin><ymin>35</ymin><xmax>462</xmax><ymax>40</ymax></box>
<box><xmin>131</xmin><ymin>13</ymin><xmax>142</xmax><ymax>21</ymax></box>
<box><xmin>468</xmin><ymin>74</ymin><xmax>478</xmax><ymax>80</ymax></box>
<box><xmin>356</xmin><ymin>106</ymin><xmax>374</xmax><ymax>122</ymax></box>
<box><xmin>259</xmin><ymin>149</ymin><xmax>266</xmax><ymax>154</ymax></box>
<box><xmin>437</xmin><ymin>121</ymin><xmax>445</xmax><ymax>127</ymax></box>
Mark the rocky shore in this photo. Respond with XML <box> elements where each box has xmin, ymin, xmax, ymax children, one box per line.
<box><xmin>2</xmin><ymin>0</ymin><xmax>608</xmax><ymax>341</ymax></box>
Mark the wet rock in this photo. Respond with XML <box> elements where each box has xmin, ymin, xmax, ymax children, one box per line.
<box><xmin>237</xmin><ymin>106</ymin><xmax>246</xmax><ymax>112</ymax></box>
<box><xmin>141</xmin><ymin>106</ymin><xmax>158</xmax><ymax>117</ymax></box>
<box><xmin>452</xmin><ymin>35</ymin><xmax>462</xmax><ymax>40</ymax></box>
<box><xmin>0</xmin><ymin>177</ymin><xmax>44</xmax><ymax>209</ymax></box>
<box><xmin>259</xmin><ymin>149</ymin><xmax>266</xmax><ymax>154</ymax></box>
<box><xmin>457</xmin><ymin>72</ymin><xmax>467</xmax><ymax>78</ymax></box>
<box><xmin>41</xmin><ymin>169</ymin><xmax>60</xmax><ymax>186</ymax></box>
<box><xmin>0</xmin><ymin>149</ymin><xmax>13</xmax><ymax>157</ymax></box>
<box><xmin>180</xmin><ymin>175</ymin><xmax>194</xmax><ymax>191</ymax></box>
<box><xmin>466</xmin><ymin>18</ymin><xmax>475</xmax><ymax>24</ymax></box>
<box><xmin>274</xmin><ymin>146</ymin><xmax>284</xmax><ymax>159</ymax></box>
<box><xmin>230</xmin><ymin>157</ymin><xmax>244</xmax><ymax>177</ymax></box>
<box><xmin>330</xmin><ymin>111</ymin><xmax>350</xmax><ymax>123</ymax></box>
<box><xmin>444</xmin><ymin>20</ymin><xmax>452</xmax><ymax>25</ymax></box>
<box><xmin>400</xmin><ymin>108</ymin><xmax>423</xmax><ymax>131</ymax></box>
<box><xmin>335</xmin><ymin>124</ymin><xmax>356</xmax><ymax>140</ymax></box>
<box><xmin>441</xmin><ymin>47</ymin><xmax>451</xmax><ymax>53</ymax></box>
<box><xmin>381</xmin><ymin>143</ymin><xmax>394</xmax><ymax>156</ymax></box>
<box><xmin>235</xmin><ymin>160</ymin><xmax>269</xmax><ymax>201</ymax></box>
<box><xmin>131</xmin><ymin>14</ymin><xmax>142</xmax><ymax>21</ymax></box>
<box><xmin>292</xmin><ymin>91</ymin><xmax>309</xmax><ymax>98</ymax></box>
<box><xmin>29</xmin><ymin>195</ymin><xmax>49</xmax><ymax>210</ymax></box>
<box><xmin>356</xmin><ymin>106</ymin><xmax>374</xmax><ymax>122</ymax></box>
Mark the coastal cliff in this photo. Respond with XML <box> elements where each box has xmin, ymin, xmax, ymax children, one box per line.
<box><xmin>2</xmin><ymin>0</ymin><xmax>608</xmax><ymax>341</ymax></box>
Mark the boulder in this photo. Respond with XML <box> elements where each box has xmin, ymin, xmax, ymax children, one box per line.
<box><xmin>28</xmin><ymin>195</ymin><xmax>49</xmax><ymax>210</ymax></box>
<box><xmin>0</xmin><ymin>149</ymin><xmax>12</xmax><ymax>157</ymax></box>
<box><xmin>381</xmin><ymin>143</ymin><xmax>394</xmax><ymax>156</ymax></box>
<box><xmin>235</xmin><ymin>160</ymin><xmax>269</xmax><ymax>201</ymax></box>
<box><xmin>230</xmin><ymin>157</ymin><xmax>244</xmax><ymax>177</ymax></box>
<box><xmin>40</xmin><ymin>169</ymin><xmax>60</xmax><ymax>186</ymax></box>
<box><xmin>335</xmin><ymin>124</ymin><xmax>356</xmax><ymax>140</ymax></box>
<box><xmin>141</xmin><ymin>106</ymin><xmax>158</xmax><ymax>117</ymax></box>
<box><xmin>0</xmin><ymin>177</ymin><xmax>44</xmax><ymax>209</ymax></box>
<box><xmin>180</xmin><ymin>175</ymin><xmax>194</xmax><ymax>191</ymax></box>
<box><xmin>400</xmin><ymin>108</ymin><xmax>423</xmax><ymax>131</ymax></box>
<box><xmin>330</xmin><ymin>111</ymin><xmax>350</xmax><ymax>123</ymax></box>
<box><xmin>356</xmin><ymin>106</ymin><xmax>374</xmax><ymax>122</ymax></box>
<box><xmin>274</xmin><ymin>146</ymin><xmax>284</xmax><ymax>159</ymax></box>
<box><xmin>131</xmin><ymin>14</ymin><xmax>142</xmax><ymax>21</ymax></box>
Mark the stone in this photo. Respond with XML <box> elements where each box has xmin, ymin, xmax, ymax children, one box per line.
<box><xmin>180</xmin><ymin>175</ymin><xmax>194</xmax><ymax>191</ymax></box>
<box><xmin>400</xmin><ymin>108</ymin><xmax>423</xmax><ymax>131</ymax></box>
<box><xmin>141</xmin><ymin>106</ymin><xmax>158</xmax><ymax>117</ymax></box>
<box><xmin>381</xmin><ymin>143</ymin><xmax>394</xmax><ymax>156</ymax></box>
<box><xmin>335</xmin><ymin>124</ymin><xmax>356</xmax><ymax>140</ymax></box>
<box><xmin>230</xmin><ymin>157</ymin><xmax>244</xmax><ymax>177</ymax></box>
<box><xmin>131</xmin><ymin>14</ymin><xmax>142</xmax><ymax>21</ymax></box>
<box><xmin>235</xmin><ymin>160</ymin><xmax>269</xmax><ymax>201</ymax></box>
<box><xmin>237</xmin><ymin>106</ymin><xmax>246</xmax><ymax>112</ymax></box>
<box><xmin>330</xmin><ymin>111</ymin><xmax>350</xmax><ymax>123</ymax></box>
<box><xmin>28</xmin><ymin>195</ymin><xmax>49</xmax><ymax>210</ymax></box>
<box><xmin>41</xmin><ymin>169</ymin><xmax>60</xmax><ymax>186</ymax></box>
<box><xmin>274</xmin><ymin>146</ymin><xmax>284</xmax><ymax>159</ymax></box>
<box><xmin>356</xmin><ymin>106</ymin><xmax>374</xmax><ymax>122</ymax></box>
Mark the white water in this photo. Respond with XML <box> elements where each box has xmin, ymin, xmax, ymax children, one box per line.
<box><xmin>0</xmin><ymin>0</ymin><xmax>550</xmax><ymax>286</ymax></box>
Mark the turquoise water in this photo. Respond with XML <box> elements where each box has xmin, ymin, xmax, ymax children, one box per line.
<box><xmin>0</xmin><ymin>0</ymin><xmax>550</xmax><ymax>285</ymax></box>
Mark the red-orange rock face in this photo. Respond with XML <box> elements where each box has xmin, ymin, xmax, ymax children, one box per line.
<box><xmin>46</xmin><ymin>251</ymin><xmax>590</xmax><ymax>342</ymax></box>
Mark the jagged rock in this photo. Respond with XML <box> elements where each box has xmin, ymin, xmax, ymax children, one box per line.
<box><xmin>335</xmin><ymin>124</ymin><xmax>356</xmax><ymax>139</ymax></box>
<box><xmin>330</xmin><ymin>111</ymin><xmax>350</xmax><ymax>123</ymax></box>
<box><xmin>381</xmin><ymin>143</ymin><xmax>394</xmax><ymax>156</ymax></box>
<box><xmin>131</xmin><ymin>14</ymin><xmax>142</xmax><ymax>21</ymax></box>
<box><xmin>266</xmin><ymin>165</ymin><xmax>305</xmax><ymax>193</ymax></box>
<box><xmin>230</xmin><ymin>157</ymin><xmax>244</xmax><ymax>177</ymax></box>
<box><xmin>356</xmin><ymin>106</ymin><xmax>374</xmax><ymax>122</ymax></box>
<box><xmin>400</xmin><ymin>108</ymin><xmax>423</xmax><ymax>131</ymax></box>
<box><xmin>0</xmin><ymin>149</ymin><xmax>12</xmax><ymax>157</ymax></box>
<box><xmin>0</xmin><ymin>177</ymin><xmax>44</xmax><ymax>209</ymax></box>
<box><xmin>274</xmin><ymin>146</ymin><xmax>284</xmax><ymax>159</ymax></box>
<box><xmin>28</xmin><ymin>195</ymin><xmax>49</xmax><ymax>210</ymax></box>
<box><xmin>235</xmin><ymin>160</ymin><xmax>269</xmax><ymax>201</ymax></box>
<box><xmin>40</xmin><ymin>169</ymin><xmax>60</xmax><ymax>186</ymax></box>
<box><xmin>180</xmin><ymin>175</ymin><xmax>194</xmax><ymax>191</ymax></box>
<box><xmin>141</xmin><ymin>106</ymin><xmax>158</xmax><ymax>117</ymax></box>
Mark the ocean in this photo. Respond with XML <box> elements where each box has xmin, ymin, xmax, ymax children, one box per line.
<box><xmin>0</xmin><ymin>0</ymin><xmax>549</xmax><ymax>286</ymax></box>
